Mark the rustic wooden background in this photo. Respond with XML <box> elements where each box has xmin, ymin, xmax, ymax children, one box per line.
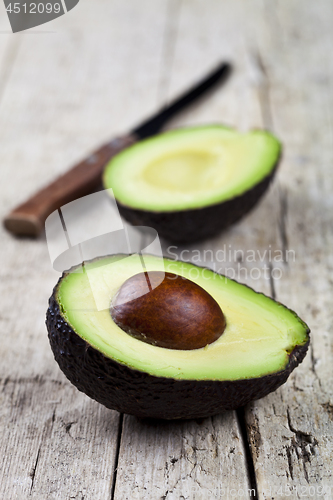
<box><xmin>0</xmin><ymin>1</ymin><xmax>332</xmax><ymax>499</ymax></box>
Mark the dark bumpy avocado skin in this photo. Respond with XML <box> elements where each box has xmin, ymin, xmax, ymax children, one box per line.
<box><xmin>117</xmin><ymin>163</ymin><xmax>279</xmax><ymax>244</ymax></box>
<box><xmin>46</xmin><ymin>269</ymin><xmax>309</xmax><ymax>420</ymax></box>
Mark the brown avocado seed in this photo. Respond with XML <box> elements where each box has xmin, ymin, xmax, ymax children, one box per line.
<box><xmin>110</xmin><ymin>271</ymin><xmax>226</xmax><ymax>350</ymax></box>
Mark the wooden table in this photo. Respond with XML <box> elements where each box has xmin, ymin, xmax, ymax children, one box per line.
<box><xmin>0</xmin><ymin>1</ymin><xmax>332</xmax><ymax>498</ymax></box>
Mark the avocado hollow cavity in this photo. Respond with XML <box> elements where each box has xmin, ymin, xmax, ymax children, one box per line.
<box><xmin>46</xmin><ymin>254</ymin><xmax>310</xmax><ymax>419</ymax></box>
<box><xmin>110</xmin><ymin>271</ymin><xmax>226</xmax><ymax>350</ymax></box>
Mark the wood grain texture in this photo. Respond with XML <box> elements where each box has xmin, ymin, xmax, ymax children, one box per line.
<box><xmin>163</xmin><ymin>1</ymin><xmax>333</xmax><ymax>498</ymax></box>
<box><xmin>113</xmin><ymin>0</ymin><xmax>266</xmax><ymax>498</ymax></box>
<box><xmin>113</xmin><ymin>412</ymin><xmax>253</xmax><ymax>500</ymax></box>
<box><xmin>0</xmin><ymin>377</ymin><xmax>120</xmax><ymax>499</ymax></box>
<box><xmin>0</xmin><ymin>0</ymin><xmax>172</xmax><ymax>498</ymax></box>
<box><xmin>242</xmin><ymin>1</ymin><xmax>333</xmax><ymax>498</ymax></box>
<box><xmin>0</xmin><ymin>0</ymin><xmax>332</xmax><ymax>498</ymax></box>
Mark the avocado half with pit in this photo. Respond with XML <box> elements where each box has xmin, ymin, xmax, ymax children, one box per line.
<box><xmin>46</xmin><ymin>254</ymin><xmax>309</xmax><ymax>420</ymax></box>
<box><xmin>103</xmin><ymin>126</ymin><xmax>281</xmax><ymax>243</ymax></box>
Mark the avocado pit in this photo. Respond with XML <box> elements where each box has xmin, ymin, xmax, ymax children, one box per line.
<box><xmin>110</xmin><ymin>271</ymin><xmax>226</xmax><ymax>350</ymax></box>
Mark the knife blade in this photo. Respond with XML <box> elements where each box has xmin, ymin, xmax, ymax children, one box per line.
<box><xmin>4</xmin><ymin>61</ymin><xmax>231</xmax><ymax>237</ymax></box>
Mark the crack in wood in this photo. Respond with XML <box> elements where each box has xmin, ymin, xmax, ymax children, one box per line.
<box><xmin>292</xmin><ymin>378</ymin><xmax>305</xmax><ymax>392</ymax></box>
<box><xmin>321</xmin><ymin>402</ymin><xmax>333</xmax><ymax>420</ymax></box>
<box><xmin>209</xmin><ymin>419</ymin><xmax>219</xmax><ymax>459</ymax></box>
<box><xmin>268</xmin><ymin>262</ymin><xmax>277</xmax><ymax>300</ymax></box>
<box><xmin>0</xmin><ymin>375</ymin><xmax>64</xmax><ymax>386</ymax></box>
<box><xmin>157</xmin><ymin>0</ymin><xmax>182</xmax><ymax>105</ymax></box>
<box><xmin>236</xmin><ymin>408</ymin><xmax>259</xmax><ymax>498</ymax></box>
<box><xmin>285</xmin><ymin>445</ymin><xmax>294</xmax><ymax>480</ymax></box>
<box><xmin>278</xmin><ymin>187</ymin><xmax>289</xmax><ymax>264</ymax></box>
<box><xmin>286</xmin><ymin>409</ymin><xmax>319</xmax><ymax>484</ymax></box>
<box><xmin>69</xmin><ymin>492</ymin><xmax>85</xmax><ymax>500</ymax></box>
<box><xmin>110</xmin><ymin>413</ymin><xmax>124</xmax><ymax>500</ymax></box>
<box><xmin>28</xmin><ymin>405</ymin><xmax>57</xmax><ymax>494</ymax></box>
<box><xmin>2</xmin><ymin>376</ymin><xmax>10</xmax><ymax>389</ymax></box>
<box><xmin>160</xmin><ymin>433</ymin><xmax>210</xmax><ymax>497</ymax></box>
<box><xmin>310</xmin><ymin>345</ymin><xmax>323</xmax><ymax>390</ymax></box>
<box><xmin>29</xmin><ymin>446</ymin><xmax>41</xmax><ymax>494</ymax></box>
<box><xmin>63</xmin><ymin>420</ymin><xmax>77</xmax><ymax>440</ymax></box>
<box><xmin>65</xmin><ymin>421</ymin><xmax>76</xmax><ymax>433</ymax></box>
<box><xmin>164</xmin><ymin>454</ymin><xmax>181</xmax><ymax>483</ymax></box>
<box><xmin>252</xmin><ymin>49</ymin><xmax>274</xmax><ymax>131</ymax></box>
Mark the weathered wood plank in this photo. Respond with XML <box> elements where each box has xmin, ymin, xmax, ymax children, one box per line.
<box><xmin>163</xmin><ymin>1</ymin><xmax>333</xmax><ymax>497</ymax></box>
<box><xmin>1</xmin><ymin>0</ymin><xmax>332</xmax><ymax>498</ymax></box>
<box><xmin>114</xmin><ymin>412</ymin><xmax>254</xmax><ymax>500</ymax></box>
<box><xmin>113</xmin><ymin>0</ymin><xmax>269</xmax><ymax>498</ymax></box>
<box><xmin>242</xmin><ymin>1</ymin><xmax>333</xmax><ymax>498</ymax></box>
<box><xmin>0</xmin><ymin>377</ymin><xmax>120</xmax><ymax>500</ymax></box>
<box><xmin>0</xmin><ymin>0</ymin><xmax>169</xmax><ymax>498</ymax></box>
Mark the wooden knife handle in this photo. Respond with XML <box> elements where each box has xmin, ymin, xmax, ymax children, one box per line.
<box><xmin>3</xmin><ymin>134</ymin><xmax>136</xmax><ymax>237</ymax></box>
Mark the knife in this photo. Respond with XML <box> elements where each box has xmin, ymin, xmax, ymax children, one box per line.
<box><xmin>4</xmin><ymin>62</ymin><xmax>231</xmax><ymax>237</ymax></box>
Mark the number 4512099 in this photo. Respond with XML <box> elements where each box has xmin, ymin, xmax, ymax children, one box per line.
<box><xmin>6</xmin><ymin>3</ymin><xmax>62</xmax><ymax>14</ymax></box>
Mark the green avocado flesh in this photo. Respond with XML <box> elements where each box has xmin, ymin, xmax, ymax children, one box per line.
<box><xmin>103</xmin><ymin>126</ymin><xmax>281</xmax><ymax>212</ymax></box>
<box><xmin>57</xmin><ymin>255</ymin><xmax>308</xmax><ymax>382</ymax></box>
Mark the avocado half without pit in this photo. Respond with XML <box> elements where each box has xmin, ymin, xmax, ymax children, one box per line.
<box><xmin>46</xmin><ymin>255</ymin><xmax>310</xmax><ymax>420</ymax></box>
<box><xmin>103</xmin><ymin>126</ymin><xmax>281</xmax><ymax>243</ymax></box>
